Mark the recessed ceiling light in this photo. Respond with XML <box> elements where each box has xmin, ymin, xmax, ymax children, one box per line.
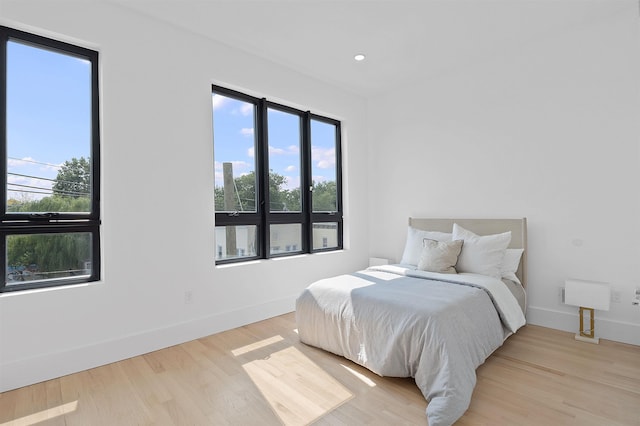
<box><xmin>354</xmin><ymin>54</ymin><xmax>366</xmax><ymax>61</ymax></box>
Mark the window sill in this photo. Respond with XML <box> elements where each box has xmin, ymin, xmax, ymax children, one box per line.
<box><xmin>215</xmin><ymin>250</ymin><xmax>345</xmax><ymax>269</ymax></box>
<box><xmin>0</xmin><ymin>280</ymin><xmax>101</xmax><ymax>297</ymax></box>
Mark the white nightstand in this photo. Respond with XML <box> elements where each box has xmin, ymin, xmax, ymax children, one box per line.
<box><xmin>369</xmin><ymin>257</ymin><xmax>390</xmax><ymax>267</ymax></box>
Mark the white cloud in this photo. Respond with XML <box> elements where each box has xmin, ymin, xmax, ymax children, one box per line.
<box><xmin>269</xmin><ymin>146</ymin><xmax>285</xmax><ymax>155</ymax></box>
<box><xmin>214</xmin><ymin>160</ymin><xmax>254</xmax><ymax>187</ymax></box>
<box><xmin>7</xmin><ymin>156</ymin><xmax>61</xmax><ymax>172</ymax></box>
<box><xmin>6</xmin><ymin>157</ymin><xmax>61</xmax><ymax>201</ymax></box>
<box><xmin>285</xmin><ymin>165</ymin><xmax>296</xmax><ymax>172</ymax></box>
<box><xmin>214</xmin><ymin>160</ymin><xmax>252</xmax><ymax>172</ymax></box>
<box><xmin>7</xmin><ymin>172</ymin><xmax>54</xmax><ymax>200</ymax></box>
<box><xmin>247</xmin><ymin>147</ymin><xmax>255</xmax><ymax>158</ymax></box>
<box><xmin>312</xmin><ymin>146</ymin><xmax>336</xmax><ymax>169</ymax></box>
<box><xmin>269</xmin><ymin>145</ymin><xmax>299</xmax><ymax>156</ymax></box>
<box><xmin>284</xmin><ymin>175</ymin><xmax>300</xmax><ymax>191</ymax></box>
<box><xmin>8</xmin><ymin>174</ymin><xmax>47</xmax><ymax>186</ymax></box>
<box><xmin>212</xmin><ymin>94</ymin><xmax>227</xmax><ymax>111</ymax></box>
<box><xmin>240</xmin><ymin>127</ymin><xmax>254</xmax><ymax>137</ymax></box>
<box><xmin>213</xmin><ymin>94</ymin><xmax>253</xmax><ymax>116</ymax></box>
<box><xmin>8</xmin><ymin>157</ymin><xmax>33</xmax><ymax>168</ymax></box>
<box><xmin>240</xmin><ymin>103</ymin><xmax>253</xmax><ymax>116</ymax></box>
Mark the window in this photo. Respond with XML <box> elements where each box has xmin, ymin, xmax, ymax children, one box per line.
<box><xmin>213</xmin><ymin>86</ymin><xmax>342</xmax><ymax>263</ymax></box>
<box><xmin>0</xmin><ymin>26</ymin><xmax>100</xmax><ymax>292</ymax></box>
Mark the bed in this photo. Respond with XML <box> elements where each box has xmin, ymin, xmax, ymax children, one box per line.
<box><xmin>296</xmin><ymin>218</ymin><xmax>527</xmax><ymax>426</ymax></box>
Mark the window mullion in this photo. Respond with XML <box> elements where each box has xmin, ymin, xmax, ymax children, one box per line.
<box><xmin>90</xmin><ymin>54</ymin><xmax>101</xmax><ymax>219</ymax></box>
<box><xmin>302</xmin><ymin>112</ymin><xmax>312</xmax><ymax>253</ymax></box>
<box><xmin>0</xmin><ymin>227</ymin><xmax>5</xmax><ymax>292</ymax></box>
<box><xmin>335</xmin><ymin>120</ymin><xmax>344</xmax><ymax>249</ymax></box>
<box><xmin>0</xmin><ymin>31</ymin><xmax>7</xmax><ymax>222</ymax></box>
<box><xmin>257</xmin><ymin>98</ymin><xmax>269</xmax><ymax>259</ymax></box>
<box><xmin>334</xmin><ymin>120</ymin><xmax>344</xmax><ymax>217</ymax></box>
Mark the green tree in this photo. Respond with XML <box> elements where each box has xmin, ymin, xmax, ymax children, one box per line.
<box><xmin>214</xmin><ymin>171</ymin><xmax>336</xmax><ymax>213</ymax></box>
<box><xmin>215</xmin><ymin>171</ymin><xmax>256</xmax><ymax>211</ymax></box>
<box><xmin>7</xmin><ymin>157</ymin><xmax>92</xmax><ymax>214</ymax></box>
<box><xmin>9</xmin><ymin>196</ymin><xmax>90</xmax><ymax>213</ymax></box>
<box><xmin>268</xmin><ymin>172</ymin><xmax>300</xmax><ymax>211</ymax></box>
<box><xmin>7</xmin><ymin>233</ymin><xmax>91</xmax><ymax>278</ymax></box>
<box><xmin>215</xmin><ymin>170</ymin><xmax>299</xmax><ymax>212</ymax></box>
<box><xmin>5</xmin><ymin>157</ymin><xmax>93</xmax><ymax>280</ymax></box>
<box><xmin>312</xmin><ymin>180</ymin><xmax>337</xmax><ymax>212</ymax></box>
<box><xmin>53</xmin><ymin>157</ymin><xmax>90</xmax><ymax>198</ymax></box>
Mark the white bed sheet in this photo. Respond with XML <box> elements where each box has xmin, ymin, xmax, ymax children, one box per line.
<box><xmin>296</xmin><ymin>265</ymin><xmax>526</xmax><ymax>426</ymax></box>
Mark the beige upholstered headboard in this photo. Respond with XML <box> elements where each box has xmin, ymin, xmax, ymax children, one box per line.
<box><xmin>408</xmin><ymin>218</ymin><xmax>528</xmax><ymax>289</ymax></box>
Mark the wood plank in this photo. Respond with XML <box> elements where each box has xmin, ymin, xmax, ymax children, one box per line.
<box><xmin>0</xmin><ymin>314</ymin><xmax>638</xmax><ymax>425</ymax></box>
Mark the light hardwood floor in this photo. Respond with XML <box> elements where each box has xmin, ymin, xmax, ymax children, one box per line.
<box><xmin>1</xmin><ymin>312</ymin><xmax>639</xmax><ymax>425</ymax></box>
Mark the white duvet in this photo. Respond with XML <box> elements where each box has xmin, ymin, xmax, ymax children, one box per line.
<box><xmin>296</xmin><ymin>265</ymin><xmax>526</xmax><ymax>426</ymax></box>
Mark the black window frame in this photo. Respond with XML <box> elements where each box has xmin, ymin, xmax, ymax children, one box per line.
<box><xmin>0</xmin><ymin>26</ymin><xmax>101</xmax><ymax>292</ymax></box>
<box><xmin>213</xmin><ymin>85</ymin><xmax>342</xmax><ymax>264</ymax></box>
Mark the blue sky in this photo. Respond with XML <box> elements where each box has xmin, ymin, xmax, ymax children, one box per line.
<box><xmin>6</xmin><ymin>39</ymin><xmax>91</xmax><ymax>201</ymax></box>
<box><xmin>6</xmin><ymin>39</ymin><xmax>336</xmax><ymax>203</ymax></box>
<box><xmin>212</xmin><ymin>94</ymin><xmax>337</xmax><ymax>193</ymax></box>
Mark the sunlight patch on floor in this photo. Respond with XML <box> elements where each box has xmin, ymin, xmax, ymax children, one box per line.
<box><xmin>340</xmin><ymin>363</ymin><xmax>377</xmax><ymax>387</ymax></box>
<box><xmin>1</xmin><ymin>400</ymin><xmax>78</xmax><ymax>426</ymax></box>
<box><xmin>231</xmin><ymin>335</ymin><xmax>284</xmax><ymax>356</ymax></box>
<box><xmin>242</xmin><ymin>345</ymin><xmax>352</xmax><ymax>425</ymax></box>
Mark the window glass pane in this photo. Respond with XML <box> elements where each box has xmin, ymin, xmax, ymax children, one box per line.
<box><xmin>213</xmin><ymin>93</ymin><xmax>257</xmax><ymax>213</ymax></box>
<box><xmin>312</xmin><ymin>222</ymin><xmax>338</xmax><ymax>250</ymax></box>
<box><xmin>6</xmin><ymin>40</ymin><xmax>93</xmax><ymax>214</ymax></box>
<box><xmin>270</xmin><ymin>223</ymin><xmax>301</xmax><ymax>255</ymax></box>
<box><xmin>6</xmin><ymin>232</ymin><xmax>92</xmax><ymax>285</ymax></box>
<box><xmin>310</xmin><ymin>120</ymin><xmax>338</xmax><ymax>212</ymax></box>
<box><xmin>267</xmin><ymin>108</ymin><xmax>301</xmax><ymax>212</ymax></box>
<box><xmin>215</xmin><ymin>225</ymin><xmax>257</xmax><ymax>260</ymax></box>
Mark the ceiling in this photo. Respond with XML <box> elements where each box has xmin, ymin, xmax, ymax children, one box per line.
<box><xmin>111</xmin><ymin>0</ymin><xmax>625</xmax><ymax>98</ymax></box>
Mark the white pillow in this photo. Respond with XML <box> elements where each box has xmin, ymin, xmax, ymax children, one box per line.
<box><xmin>501</xmin><ymin>248</ymin><xmax>524</xmax><ymax>285</ymax></box>
<box><xmin>400</xmin><ymin>226</ymin><xmax>452</xmax><ymax>266</ymax></box>
<box><xmin>417</xmin><ymin>239</ymin><xmax>463</xmax><ymax>274</ymax></box>
<box><xmin>452</xmin><ymin>223</ymin><xmax>511</xmax><ymax>279</ymax></box>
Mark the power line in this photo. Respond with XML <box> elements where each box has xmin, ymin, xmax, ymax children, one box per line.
<box><xmin>8</xmin><ymin>183</ymin><xmax>89</xmax><ymax>197</ymax></box>
<box><xmin>8</xmin><ymin>172</ymin><xmax>56</xmax><ymax>183</ymax></box>
<box><xmin>8</xmin><ymin>157</ymin><xmax>62</xmax><ymax>169</ymax></box>
<box><xmin>53</xmin><ymin>190</ymin><xmax>90</xmax><ymax>197</ymax></box>
<box><xmin>8</xmin><ymin>189</ymin><xmax>52</xmax><ymax>196</ymax></box>
<box><xmin>9</xmin><ymin>190</ymin><xmax>89</xmax><ymax>197</ymax></box>
<box><xmin>8</xmin><ymin>182</ymin><xmax>53</xmax><ymax>192</ymax></box>
<box><xmin>8</xmin><ymin>172</ymin><xmax>90</xmax><ymax>188</ymax></box>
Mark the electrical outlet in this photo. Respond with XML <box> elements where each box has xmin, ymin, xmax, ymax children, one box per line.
<box><xmin>611</xmin><ymin>290</ymin><xmax>622</xmax><ymax>303</ymax></box>
<box><xmin>184</xmin><ymin>290</ymin><xmax>193</xmax><ymax>304</ymax></box>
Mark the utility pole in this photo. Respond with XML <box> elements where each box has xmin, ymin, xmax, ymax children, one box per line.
<box><xmin>222</xmin><ymin>162</ymin><xmax>237</xmax><ymax>257</ymax></box>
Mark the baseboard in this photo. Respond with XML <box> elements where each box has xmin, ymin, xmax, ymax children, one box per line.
<box><xmin>0</xmin><ymin>295</ymin><xmax>297</xmax><ymax>393</ymax></box>
<box><xmin>4</xmin><ymin>301</ymin><xmax>636</xmax><ymax>393</ymax></box>
<box><xmin>527</xmin><ymin>305</ymin><xmax>640</xmax><ymax>346</ymax></box>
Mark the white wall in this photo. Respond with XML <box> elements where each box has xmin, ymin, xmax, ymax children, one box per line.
<box><xmin>0</xmin><ymin>1</ymin><xmax>369</xmax><ymax>392</ymax></box>
<box><xmin>2</xmin><ymin>0</ymin><xmax>638</xmax><ymax>394</ymax></box>
<box><xmin>367</xmin><ymin>4</ymin><xmax>640</xmax><ymax>345</ymax></box>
